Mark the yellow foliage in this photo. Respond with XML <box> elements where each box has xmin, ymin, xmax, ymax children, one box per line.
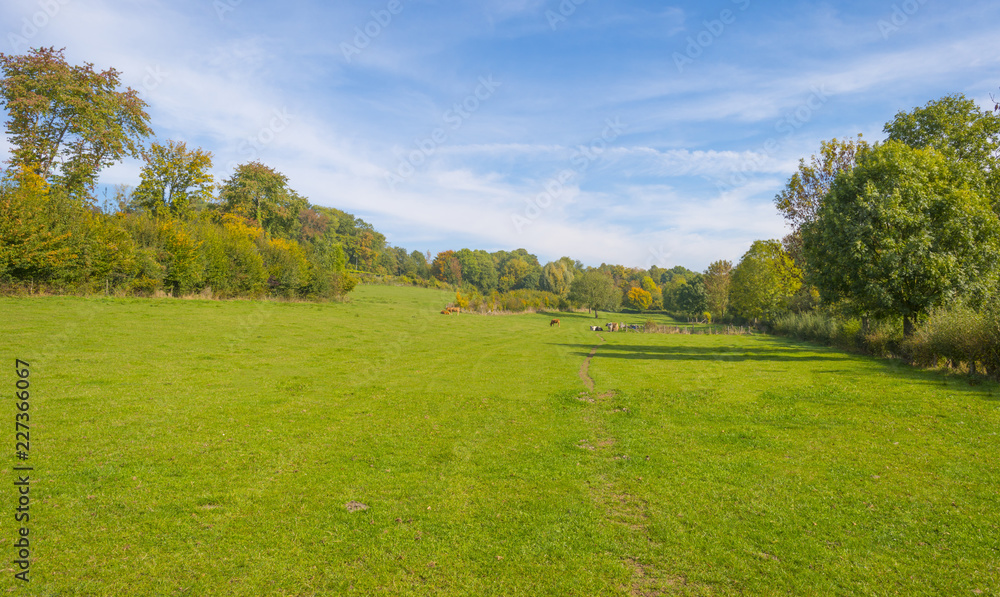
<box><xmin>221</xmin><ymin>213</ymin><xmax>264</xmax><ymax>242</ymax></box>
<box><xmin>626</xmin><ymin>286</ymin><xmax>653</xmax><ymax>310</ymax></box>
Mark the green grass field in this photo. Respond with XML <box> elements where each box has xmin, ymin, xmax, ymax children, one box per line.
<box><xmin>2</xmin><ymin>285</ymin><xmax>998</xmax><ymax>596</ymax></box>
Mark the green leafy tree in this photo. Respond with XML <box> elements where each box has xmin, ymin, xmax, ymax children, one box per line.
<box><xmin>730</xmin><ymin>240</ymin><xmax>801</xmax><ymax>323</ymax></box>
<box><xmin>402</xmin><ymin>250</ymin><xmax>429</xmax><ymax>279</ymax></box>
<box><xmin>774</xmin><ymin>135</ymin><xmax>869</xmax><ymax>262</ymax></box>
<box><xmin>498</xmin><ymin>257</ymin><xmax>528</xmax><ymax>291</ymax></box>
<box><xmin>885</xmin><ymin>93</ymin><xmax>1000</xmax><ymax>211</ymax></box>
<box><xmin>676</xmin><ymin>279</ymin><xmax>708</xmax><ymax>316</ymax></box>
<box><xmin>494</xmin><ymin>249</ymin><xmax>542</xmax><ymax>291</ymax></box>
<box><xmin>540</xmin><ymin>257</ymin><xmax>578</xmax><ymax>296</ymax></box>
<box><xmin>217</xmin><ymin>162</ymin><xmax>307</xmax><ymax>239</ymax></box>
<box><xmin>703</xmin><ymin>260</ymin><xmax>733</xmax><ymax>317</ymax></box>
<box><xmin>132</xmin><ymin>140</ymin><xmax>214</xmax><ymax>218</ymax></box>
<box><xmin>802</xmin><ymin>140</ymin><xmax>1000</xmax><ymax>336</ymax></box>
<box><xmin>570</xmin><ymin>270</ymin><xmax>621</xmax><ymax>318</ymax></box>
<box><xmin>884</xmin><ymin>93</ymin><xmax>1000</xmax><ymax>170</ymax></box>
<box><xmin>0</xmin><ymin>47</ymin><xmax>152</xmax><ymax>198</ymax></box>
<box><xmin>455</xmin><ymin>248</ymin><xmax>497</xmax><ymax>291</ymax></box>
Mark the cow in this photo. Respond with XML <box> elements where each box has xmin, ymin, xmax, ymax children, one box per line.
<box><xmin>550</xmin><ymin>319</ymin><xmax>560</xmax><ymax>327</ymax></box>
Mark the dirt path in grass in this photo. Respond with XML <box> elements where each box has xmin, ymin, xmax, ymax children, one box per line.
<box><xmin>575</xmin><ymin>334</ymin><xmax>689</xmax><ymax>595</ymax></box>
<box><xmin>578</xmin><ymin>334</ymin><xmax>605</xmax><ymax>391</ymax></box>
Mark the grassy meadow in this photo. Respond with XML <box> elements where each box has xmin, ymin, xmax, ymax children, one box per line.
<box><xmin>1</xmin><ymin>285</ymin><xmax>998</xmax><ymax>596</ymax></box>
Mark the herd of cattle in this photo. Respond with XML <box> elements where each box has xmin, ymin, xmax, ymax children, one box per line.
<box><xmin>590</xmin><ymin>322</ymin><xmax>641</xmax><ymax>332</ymax></box>
<box><xmin>439</xmin><ymin>308</ymin><xmax>640</xmax><ymax>332</ymax></box>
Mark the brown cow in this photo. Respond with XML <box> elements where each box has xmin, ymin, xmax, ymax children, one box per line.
<box><xmin>550</xmin><ymin>319</ymin><xmax>560</xmax><ymax>327</ymax></box>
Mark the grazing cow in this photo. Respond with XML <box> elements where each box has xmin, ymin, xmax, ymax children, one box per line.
<box><xmin>441</xmin><ymin>310</ymin><xmax>450</xmax><ymax>315</ymax></box>
<box><xmin>550</xmin><ymin>319</ymin><xmax>560</xmax><ymax>327</ymax></box>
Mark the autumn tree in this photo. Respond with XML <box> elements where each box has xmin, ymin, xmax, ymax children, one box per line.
<box><xmin>0</xmin><ymin>171</ymin><xmax>75</xmax><ymax>281</ymax></box>
<box><xmin>640</xmin><ymin>275</ymin><xmax>662</xmax><ymax>309</ymax></box>
<box><xmin>132</xmin><ymin>140</ymin><xmax>214</xmax><ymax>218</ymax></box>
<box><xmin>802</xmin><ymin>141</ymin><xmax>1000</xmax><ymax>335</ymax></box>
<box><xmin>624</xmin><ymin>286</ymin><xmax>652</xmax><ymax>310</ymax></box>
<box><xmin>431</xmin><ymin>250</ymin><xmax>461</xmax><ymax>285</ymax></box>
<box><xmin>0</xmin><ymin>47</ymin><xmax>152</xmax><ymax>198</ymax></box>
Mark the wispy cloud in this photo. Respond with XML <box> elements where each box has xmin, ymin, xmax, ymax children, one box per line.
<box><xmin>2</xmin><ymin>0</ymin><xmax>998</xmax><ymax>269</ymax></box>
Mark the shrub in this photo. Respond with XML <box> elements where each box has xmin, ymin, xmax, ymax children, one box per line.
<box><xmin>905</xmin><ymin>303</ymin><xmax>997</xmax><ymax>376</ymax></box>
<box><xmin>861</xmin><ymin>318</ymin><xmax>903</xmax><ymax>358</ymax></box>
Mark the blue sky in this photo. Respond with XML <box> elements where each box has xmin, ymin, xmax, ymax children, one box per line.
<box><xmin>2</xmin><ymin>0</ymin><xmax>999</xmax><ymax>270</ymax></box>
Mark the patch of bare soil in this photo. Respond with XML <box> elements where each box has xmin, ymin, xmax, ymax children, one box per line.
<box><xmin>622</xmin><ymin>557</ymin><xmax>687</xmax><ymax>597</ymax></box>
<box><xmin>577</xmin><ymin>335</ymin><xmax>606</xmax><ymax>391</ymax></box>
<box><xmin>578</xmin><ymin>346</ymin><xmax>598</xmax><ymax>391</ymax></box>
<box><xmin>345</xmin><ymin>501</ymin><xmax>369</xmax><ymax>512</ymax></box>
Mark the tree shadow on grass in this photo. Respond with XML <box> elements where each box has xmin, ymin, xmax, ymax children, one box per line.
<box><xmin>553</xmin><ymin>338</ymin><xmax>1000</xmax><ymax>402</ymax></box>
<box><xmin>554</xmin><ymin>343</ymin><xmax>847</xmax><ymax>362</ymax></box>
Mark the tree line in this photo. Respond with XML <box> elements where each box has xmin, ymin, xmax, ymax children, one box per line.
<box><xmin>0</xmin><ymin>47</ymin><xmax>770</xmax><ymax>315</ymax></box>
<box><xmin>0</xmin><ymin>48</ymin><xmax>409</xmax><ymax>298</ymax></box>
<box><xmin>4</xmin><ymin>45</ymin><xmax>1000</xmax><ymax>375</ymax></box>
